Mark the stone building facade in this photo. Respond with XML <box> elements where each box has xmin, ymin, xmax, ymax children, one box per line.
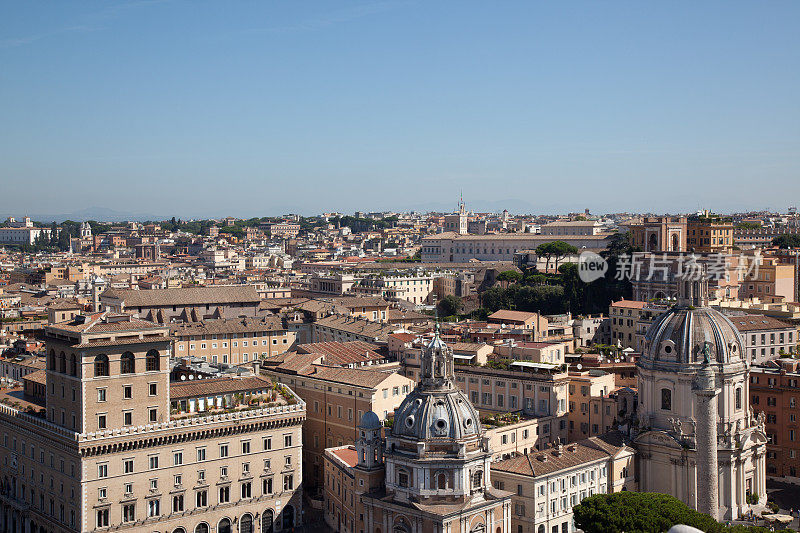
<box><xmin>0</xmin><ymin>312</ymin><xmax>305</xmax><ymax>533</ymax></box>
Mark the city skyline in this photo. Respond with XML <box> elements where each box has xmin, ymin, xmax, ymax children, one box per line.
<box><xmin>2</xmin><ymin>1</ymin><xmax>799</xmax><ymax>216</ymax></box>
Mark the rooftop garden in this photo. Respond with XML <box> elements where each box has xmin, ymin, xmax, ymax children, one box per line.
<box><xmin>170</xmin><ymin>381</ymin><xmax>297</xmax><ymax>420</ymax></box>
<box><xmin>481</xmin><ymin>412</ymin><xmax>521</xmax><ymax>427</ymax></box>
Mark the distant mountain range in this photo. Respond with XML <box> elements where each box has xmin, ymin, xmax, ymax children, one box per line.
<box><xmin>3</xmin><ymin>207</ymin><xmax>166</xmax><ymax>223</ymax></box>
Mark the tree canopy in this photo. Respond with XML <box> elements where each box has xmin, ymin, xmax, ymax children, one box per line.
<box><xmin>573</xmin><ymin>492</ymin><xmax>791</xmax><ymax>533</ymax></box>
<box><xmin>535</xmin><ymin>240</ymin><xmax>579</xmax><ymax>270</ymax></box>
<box><xmin>437</xmin><ymin>295</ymin><xmax>462</xmax><ymax>318</ymax></box>
<box><xmin>773</xmin><ymin>234</ymin><xmax>800</xmax><ymax>249</ymax></box>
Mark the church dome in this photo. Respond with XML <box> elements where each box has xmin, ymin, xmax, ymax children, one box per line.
<box><xmin>642</xmin><ymin>305</ymin><xmax>744</xmax><ymax>366</ymax></box>
<box><xmin>391</xmin><ymin>386</ymin><xmax>482</xmax><ymax>441</ymax></box>
<box><xmin>391</xmin><ymin>325</ymin><xmax>482</xmax><ymax>442</ymax></box>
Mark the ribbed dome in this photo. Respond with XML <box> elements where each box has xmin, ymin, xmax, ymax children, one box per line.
<box><xmin>391</xmin><ymin>387</ymin><xmax>482</xmax><ymax>441</ymax></box>
<box><xmin>642</xmin><ymin>306</ymin><xmax>744</xmax><ymax>365</ymax></box>
<box><xmin>359</xmin><ymin>410</ymin><xmax>381</xmax><ymax>430</ymax></box>
<box><xmin>391</xmin><ymin>325</ymin><xmax>483</xmax><ymax>442</ymax></box>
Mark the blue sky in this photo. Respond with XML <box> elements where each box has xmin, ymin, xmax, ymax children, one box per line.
<box><xmin>1</xmin><ymin>1</ymin><xmax>799</xmax><ymax>218</ymax></box>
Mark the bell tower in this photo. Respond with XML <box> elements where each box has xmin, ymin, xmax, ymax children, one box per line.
<box><xmin>355</xmin><ymin>411</ymin><xmax>384</xmax><ymax>471</ymax></box>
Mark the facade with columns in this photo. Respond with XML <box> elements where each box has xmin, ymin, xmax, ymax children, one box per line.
<box><xmin>634</xmin><ymin>278</ymin><xmax>768</xmax><ymax>521</ymax></box>
<box><xmin>324</xmin><ymin>326</ymin><xmax>512</xmax><ymax>533</ymax></box>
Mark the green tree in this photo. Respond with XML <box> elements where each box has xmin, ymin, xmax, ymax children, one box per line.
<box><xmin>573</xmin><ymin>492</ymin><xmax>789</xmax><ymax>533</ymax></box>
<box><xmin>496</xmin><ymin>270</ymin><xmax>522</xmax><ymax>286</ymax></box>
<box><xmin>773</xmin><ymin>234</ymin><xmax>800</xmax><ymax>249</ymax></box>
<box><xmin>437</xmin><ymin>295</ymin><xmax>463</xmax><ymax>318</ymax></box>
<box><xmin>536</xmin><ymin>241</ymin><xmax>578</xmax><ymax>271</ymax></box>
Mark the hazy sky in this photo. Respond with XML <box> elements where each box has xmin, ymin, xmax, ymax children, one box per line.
<box><xmin>1</xmin><ymin>1</ymin><xmax>799</xmax><ymax>218</ymax></box>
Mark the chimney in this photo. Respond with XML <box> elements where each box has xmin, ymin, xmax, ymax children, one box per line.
<box><xmin>252</xmin><ymin>360</ymin><xmax>261</xmax><ymax>376</ymax></box>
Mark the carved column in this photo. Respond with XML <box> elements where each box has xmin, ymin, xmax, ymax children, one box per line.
<box><xmin>694</xmin><ymin>364</ymin><xmax>720</xmax><ymax>521</ymax></box>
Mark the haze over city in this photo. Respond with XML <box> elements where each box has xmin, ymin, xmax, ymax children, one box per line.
<box><xmin>4</xmin><ymin>4</ymin><xmax>800</xmax><ymax>533</ymax></box>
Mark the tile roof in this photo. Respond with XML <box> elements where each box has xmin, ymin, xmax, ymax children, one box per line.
<box><xmin>102</xmin><ymin>285</ymin><xmax>260</xmax><ymax>307</ymax></box>
<box><xmin>728</xmin><ymin>314</ymin><xmax>794</xmax><ymax>332</ymax></box>
<box><xmin>315</xmin><ymin>315</ymin><xmax>395</xmax><ymax>341</ymax></box>
<box><xmin>491</xmin><ymin>432</ymin><xmax>629</xmax><ymax>477</ymax></box>
<box><xmin>296</xmin><ymin>341</ymin><xmax>384</xmax><ymax>366</ymax></box>
<box><xmin>488</xmin><ymin>310</ymin><xmax>538</xmax><ymax>322</ymax></box>
<box><xmin>169</xmin><ymin>376</ymin><xmax>275</xmax><ymax>399</ymax></box>
<box><xmin>300</xmin><ymin>366</ymin><xmax>396</xmax><ymax>388</ymax></box>
<box><xmin>170</xmin><ymin>316</ymin><xmax>285</xmax><ymax>336</ymax></box>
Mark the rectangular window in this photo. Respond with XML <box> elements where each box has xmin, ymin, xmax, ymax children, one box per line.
<box><xmin>149</xmin><ymin>456</ymin><xmax>158</xmax><ymax>470</ymax></box>
<box><xmin>123</xmin><ymin>459</ymin><xmax>134</xmax><ymax>474</ymax></box>
<box><xmin>196</xmin><ymin>490</ymin><xmax>208</xmax><ymax>508</ymax></box>
<box><xmin>219</xmin><ymin>444</ymin><xmax>228</xmax><ymax>458</ymax></box>
<box><xmin>172</xmin><ymin>494</ymin><xmax>184</xmax><ymax>512</ymax></box>
<box><xmin>97</xmin><ymin>463</ymin><xmax>108</xmax><ymax>478</ymax></box>
<box><xmin>284</xmin><ymin>475</ymin><xmax>294</xmax><ymax>491</ymax></box>
<box><xmin>242</xmin><ymin>441</ymin><xmax>251</xmax><ymax>454</ymax></box>
<box><xmin>197</xmin><ymin>448</ymin><xmax>206</xmax><ymax>462</ymax></box>
<box><xmin>122</xmin><ymin>503</ymin><xmax>135</xmax><ymax>523</ymax></box>
<box><xmin>173</xmin><ymin>452</ymin><xmax>183</xmax><ymax>466</ymax></box>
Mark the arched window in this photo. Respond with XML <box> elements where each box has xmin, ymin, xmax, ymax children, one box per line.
<box><xmin>70</xmin><ymin>354</ymin><xmax>77</xmax><ymax>377</ymax></box>
<box><xmin>173</xmin><ymin>528</ymin><xmax>187</xmax><ymax>533</ymax></box>
<box><xmin>734</xmin><ymin>387</ymin><xmax>742</xmax><ymax>410</ymax></box>
<box><xmin>472</xmin><ymin>470</ymin><xmax>483</xmax><ymax>488</ymax></box>
<box><xmin>393</xmin><ymin>517</ymin><xmax>410</xmax><ymax>533</ymax></box>
<box><xmin>120</xmin><ymin>352</ymin><xmax>135</xmax><ymax>374</ymax></box>
<box><xmin>262</xmin><ymin>509</ymin><xmax>274</xmax><ymax>533</ymax></box>
<box><xmin>194</xmin><ymin>524</ymin><xmax>209</xmax><ymax>533</ymax></box>
<box><xmin>660</xmin><ymin>388</ymin><xmax>672</xmax><ymax>411</ymax></box>
<box><xmin>239</xmin><ymin>513</ymin><xmax>253</xmax><ymax>533</ymax></box>
<box><xmin>217</xmin><ymin>518</ymin><xmax>231</xmax><ymax>533</ymax></box>
<box><xmin>146</xmin><ymin>349</ymin><xmax>160</xmax><ymax>372</ymax></box>
<box><xmin>281</xmin><ymin>506</ymin><xmax>294</xmax><ymax>530</ymax></box>
<box><xmin>538</xmin><ymin>526</ymin><xmax>545</xmax><ymax>533</ymax></box>
<box><xmin>94</xmin><ymin>355</ymin><xmax>109</xmax><ymax>377</ymax></box>
<box><xmin>436</xmin><ymin>472</ymin><xmax>447</xmax><ymax>490</ymax></box>
<box><xmin>49</xmin><ymin>349</ymin><xmax>56</xmax><ymax>371</ymax></box>
<box><xmin>59</xmin><ymin>352</ymin><xmax>66</xmax><ymax>374</ymax></box>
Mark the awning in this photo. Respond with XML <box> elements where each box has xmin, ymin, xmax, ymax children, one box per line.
<box><xmin>453</xmin><ymin>354</ymin><xmax>475</xmax><ymax>360</ymax></box>
<box><xmin>510</xmin><ymin>361</ymin><xmax>558</xmax><ymax>370</ymax></box>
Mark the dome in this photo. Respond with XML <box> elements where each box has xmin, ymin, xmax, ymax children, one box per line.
<box><xmin>391</xmin><ymin>324</ymin><xmax>482</xmax><ymax>442</ymax></box>
<box><xmin>359</xmin><ymin>410</ymin><xmax>381</xmax><ymax>430</ymax></box>
<box><xmin>391</xmin><ymin>387</ymin><xmax>482</xmax><ymax>441</ymax></box>
<box><xmin>642</xmin><ymin>305</ymin><xmax>744</xmax><ymax>366</ymax></box>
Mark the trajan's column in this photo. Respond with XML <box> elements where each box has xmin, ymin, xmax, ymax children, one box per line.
<box><xmin>694</xmin><ymin>342</ymin><xmax>720</xmax><ymax>521</ymax></box>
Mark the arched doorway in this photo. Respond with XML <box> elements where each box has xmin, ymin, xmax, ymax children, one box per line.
<box><xmin>648</xmin><ymin>233</ymin><xmax>658</xmax><ymax>251</ymax></box>
<box><xmin>240</xmin><ymin>513</ymin><xmax>253</xmax><ymax>533</ymax></box>
<box><xmin>671</xmin><ymin>233</ymin><xmax>679</xmax><ymax>252</ymax></box>
<box><xmin>281</xmin><ymin>505</ymin><xmax>294</xmax><ymax>530</ymax></box>
<box><xmin>262</xmin><ymin>510</ymin><xmax>274</xmax><ymax>533</ymax></box>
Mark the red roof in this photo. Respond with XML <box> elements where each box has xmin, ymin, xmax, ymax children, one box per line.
<box><xmin>331</xmin><ymin>446</ymin><xmax>358</xmax><ymax>467</ymax></box>
<box><xmin>610</xmin><ymin>300</ymin><xmax>647</xmax><ymax>309</ymax></box>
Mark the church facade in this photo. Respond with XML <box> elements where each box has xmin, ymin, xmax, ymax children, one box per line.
<box><xmin>324</xmin><ymin>326</ymin><xmax>513</xmax><ymax>533</ymax></box>
<box><xmin>634</xmin><ymin>278</ymin><xmax>768</xmax><ymax>520</ymax></box>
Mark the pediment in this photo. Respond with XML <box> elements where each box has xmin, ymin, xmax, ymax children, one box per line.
<box><xmin>634</xmin><ymin>430</ymin><xmax>685</xmax><ymax>450</ymax></box>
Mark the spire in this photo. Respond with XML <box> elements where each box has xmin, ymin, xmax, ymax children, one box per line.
<box><xmin>420</xmin><ymin>321</ymin><xmax>455</xmax><ymax>387</ymax></box>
